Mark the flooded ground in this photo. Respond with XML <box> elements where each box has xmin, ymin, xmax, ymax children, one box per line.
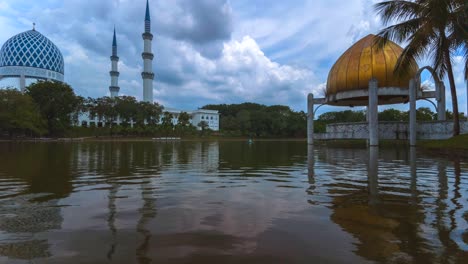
<box><xmin>0</xmin><ymin>141</ymin><xmax>466</xmax><ymax>263</ymax></box>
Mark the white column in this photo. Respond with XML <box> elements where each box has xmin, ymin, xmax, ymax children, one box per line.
<box><xmin>409</xmin><ymin>78</ymin><xmax>417</xmax><ymax>146</ymax></box>
<box><xmin>20</xmin><ymin>74</ymin><xmax>26</xmax><ymax>92</ymax></box>
<box><xmin>368</xmin><ymin>78</ymin><xmax>379</xmax><ymax>146</ymax></box>
<box><xmin>437</xmin><ymin>81</ymin><xmax>446</xmax><ymax>121</ymax></box>
<box><xmin>307</xmin><ymin>93</ymin><xmax>314</xmax><ymax>145</ymax></box>
<box><xmin>142</xmin><ymin>34</ymin><xmax>154</xmax><ymax>103</ymax></box>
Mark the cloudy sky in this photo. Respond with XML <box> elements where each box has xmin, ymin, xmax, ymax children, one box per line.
<box><xmin>0</xmin><ymin>0</ymin><xmax>466</xmax><ymax>115</ymax></box>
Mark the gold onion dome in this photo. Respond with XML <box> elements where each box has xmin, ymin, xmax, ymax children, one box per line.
<box><xmin>326</xmin><ymin>34</ymin><xmax>418</xmax><ymax>106</ymax></box>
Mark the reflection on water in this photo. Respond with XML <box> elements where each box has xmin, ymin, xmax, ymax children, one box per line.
<box><xmin>0</xmin><ymin>141</ymin><xmax>466</xmax><ymax>263</ymax></box>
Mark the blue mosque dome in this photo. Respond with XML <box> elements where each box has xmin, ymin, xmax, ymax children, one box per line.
<box><xmin>0</xmin><ymin>30</ymin><xmax>64</xmax><ymax>74</ymax></box>
<box><xmin>0</xmin><ymin>29</ymin><xmax>64</xmax><ymax>89</ymax></box>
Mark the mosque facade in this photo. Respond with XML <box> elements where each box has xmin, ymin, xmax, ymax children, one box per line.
<box><xmin>0</xmin><ymin>0</ymin><xmax>219</xmax><ymax>131</ymax></box>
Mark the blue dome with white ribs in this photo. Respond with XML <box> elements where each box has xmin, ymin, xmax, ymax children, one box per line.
<box><xmin>0</xmin><ymin>30</ymin><xmax>64</xmax><ymax>74</ymax></box>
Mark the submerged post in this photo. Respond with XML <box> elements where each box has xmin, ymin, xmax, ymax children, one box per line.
<box><xmin>368</xmin><ymin>78</ymin><xmax>379</xmax><ymax>146</ymax></box>
<box><xmin>307</xmin><ymin>93</ymin><xmax>314</xmax><ymax>145</ymax></box>
<box><xmin>409</xmin><ymin>78</ymin><xmax>417</xmax><ymax>146</ymax></box>
<box><xmin>368</xmin><ymin>146</ymin><xmax>379</xmax><ymax>205</ymax></box>
<box><xmin>437</xmin><ymin>81</ymin><xmax>446</xmax><ymax>121</ymax></box>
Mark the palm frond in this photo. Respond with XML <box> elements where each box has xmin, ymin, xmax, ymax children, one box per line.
<box><xmin>374</xmin><ymin>17</ymin><xmax>425</xmax><ymax>49</ymax></box>
<box><xmin>374</xmin><ymin>0</ymin><xmax>422</xmax><ymax>25</ymax></box>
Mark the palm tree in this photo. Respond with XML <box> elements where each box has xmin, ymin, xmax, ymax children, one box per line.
<box><xmin>374</xmin><ymin>0</ymin><xmax>467</xmax><ymax>135</ymax></box>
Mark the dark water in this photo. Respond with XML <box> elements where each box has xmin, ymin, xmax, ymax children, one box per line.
<box><xmin>0</xmin><ymin>141</ymin><xmax>466</xmax><ymax>264</ymax></box>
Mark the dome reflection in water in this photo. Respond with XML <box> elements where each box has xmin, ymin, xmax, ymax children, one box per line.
<box><xmin>0</xmin><ymin>141</ymin><xmax>466</xmax><ymax>263</ymax></box>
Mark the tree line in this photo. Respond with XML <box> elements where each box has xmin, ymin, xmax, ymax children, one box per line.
<box><xmin>0</xmin><ymin>81</ymin><xmax>201</xmax><ymax>138</ymax></box>
<box><xmin>202</xmin><ymin>103</ymin><xmax>307</xmax><ymax>137</ymax></box>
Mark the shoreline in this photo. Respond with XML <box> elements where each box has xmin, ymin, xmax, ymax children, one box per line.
<box><xmin>0</xmin><ymin>135</ymin><xmax>465</xmax><ymax>147</ymax></box>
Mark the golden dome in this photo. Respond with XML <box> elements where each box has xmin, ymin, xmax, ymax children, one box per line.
<box><xmin>326</xmin><ymin>34</ymin><xmax>418</xmax><ymax>106</ymax></box>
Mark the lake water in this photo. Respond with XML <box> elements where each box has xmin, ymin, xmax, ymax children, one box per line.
<box><xmin>0</xmin><ymin>141</ymin><xmax>466</xmax><ymax>263</ymax></box>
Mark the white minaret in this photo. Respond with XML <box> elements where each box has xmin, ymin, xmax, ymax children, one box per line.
<box><xmin>109</xmin><ymin>27</ymin><xmax>120</xmax><ymax>98</ymax></box>
<box><xmin>142</xmin><ymin>0</ymin><xmax>154</xmax><ymax>102</ymax></box>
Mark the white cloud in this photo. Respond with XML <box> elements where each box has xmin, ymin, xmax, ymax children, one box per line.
<box><xmin>155</xmin><ymin>35</ymin><xmax>317</xmax><ymax>110</ymax></box>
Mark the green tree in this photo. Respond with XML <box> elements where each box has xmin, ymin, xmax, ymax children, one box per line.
<box><xmin>379</xmin><ymin>109</ymin><xmax>407</xmax><ymax>121</ymax></box>
<box><xmin>374</xmin><ymin>0</ymin><xmax>467</xmax><ymax>135</ymax></box>
<box><xmin>0</xmin><ymin>89</ymin><xmax>46</xmax><ymax>137</ymax></box>
<box><xmin>318</xmin><ymin>110</ymin><xmax>366</xmax><ymax>123</ymax></box>
<box><xmin>90</xmin><ymin>97</ymin><xmax>118</xmax><ymax>126</ymax></box>
<box><xmin>197</xmin><ymin>120</ymin><xmax>209</xmax><ymax>132</ymax></box>
<box><xmin>115</xmin><ymin>96</ymin><xmax>138</xmax><ymax>126</ymax></box>
<box><xmin>177</xmin><ymin>112</ymin><xmax>191</xmax><ymax>126</ymax></box>
<box><xmin>161</xmin><ymin>111</ymin><xmax>174</xmax><ymax>127</ymax></box>
<box><xmin>416</xmin><ymin>107</ymin><xmax>435</xmax><ymax>121</ymax></box>
<box><xmin>236</xmin><ymin>110</ymin><xmax>251</xmax><ymax>135</ymax></box>
<box><xmin>135</xmin><ymin>102</ymin><xmax>163</xmax><ymax>126</ymax></box>
<box><xmin>26</xmin><ymin>81</ymin><xmax>79</xmax><ymax>136</ymax></box>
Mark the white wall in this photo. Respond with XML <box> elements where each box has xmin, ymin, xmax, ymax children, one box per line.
<box><xmin>325</xmin><ymin>121</ymin><xmax>468</xmax><ymax>140</ymax></box>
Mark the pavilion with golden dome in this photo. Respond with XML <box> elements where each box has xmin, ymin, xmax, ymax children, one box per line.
<box><xmin>307</xmin><ymin>34</ymin><xmax>448</xmax><ymax>146</ymax></box>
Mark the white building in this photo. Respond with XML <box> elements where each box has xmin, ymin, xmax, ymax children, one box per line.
<box><xmin>77</xmin><ymin>108</ymin><xmax>220</xmax><ymax>131</ymax></box>
<box><xmin>166</xmin><ymin>108</ymin><xmax>219</xmax><ymax>131</ymax></box>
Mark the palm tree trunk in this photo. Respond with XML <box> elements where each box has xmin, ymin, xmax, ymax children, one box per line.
<box><xmin>445</xmin><ymin>49</ymin><xmax>460</xmax><ymax>136</ymax></box>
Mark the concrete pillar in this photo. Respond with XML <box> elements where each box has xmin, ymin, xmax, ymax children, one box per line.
<box><xmin>19</xmin><ymin>74</ymin><xmax>26</xmax><ymax>92</ymax></box>
<box><xmin>307</xmin><ymin>93</ymin><xmax>314</xmax><ymax>145</ymax></box>
<box><xmin>368</xmin><ymin>78</ymin><xmax>379</xmax><ymax>146</ymax></box>
<box><xmin>409</xmin><ymin>78</ymin><xmax>417</xmax><ymax>146</ymax></box>
<box><xmin>437</xmin><ymin>81</ymin><xmax>446</xmax><ymax>121</ymax></box>
<box><xmin>368</xmin><ymin>146</ymin><xmax>379</xmax><ymax>205</ymax></box>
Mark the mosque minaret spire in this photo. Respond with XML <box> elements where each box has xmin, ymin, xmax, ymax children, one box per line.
<box><xmin>142</xmin><ymin>0</ymin><xmax>154</xmax><ymax>102</ymax></box>
<box><xmin>109</xmin><ymin>27</ymin><xmax>120</xmax><ymax>98</ymax></box>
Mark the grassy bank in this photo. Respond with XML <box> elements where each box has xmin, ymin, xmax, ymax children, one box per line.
<box><xmin>419</xmin><ymin>134</ymin><xmax>468</xmax><ymax>150</ymax></box>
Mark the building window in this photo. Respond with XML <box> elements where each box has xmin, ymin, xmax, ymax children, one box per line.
<box><xmin>201</xmin><ymin>116</ymin><xmax>204</xmax><ymax>119</ymax></box>
<box><xmin>211</xmin><ymin>116</ymin><xmax>213</xmax><ymax>120</ymax></box>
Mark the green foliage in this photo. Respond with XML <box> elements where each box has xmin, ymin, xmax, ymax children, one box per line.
<box><xmin>85</xmin><ymin>96</ymin><xmax>163</xmax><ymax>128</ymax></box>
<box><xmin>26</xmin><ymin>81</ymin><xmax>80</xmax><ymax>136</ymax></box>
<box><xmin>161</xmin><ymin>111</ymin><xmax>174</xmax><ymax>127</ymax></box>
<box><xmin>177</xmin><ymin>111</ymin><xmax>191</xmax><ymax>127</ymax></box>
<box><xmin>198</xmin><ymin>120</ymin><xmax>209</xmax><ymax>130</ymax></box>
<box><xmin>379</xmin><ymin>109</ymin><xmax>407</xmax><ymax>121</ymax></box>
<box><xmin>318</xmin><ymin>110</ymin><xmax>366</xmax><ymax>123</ymax></box>
<box><xmin>203</xmin><ymin>103</ymin><xmax>306</xmax><ymax>137</ymax></box>
<box><xmin>0</xmin><ymin>89</ymin><xmax>46</xmax><ymax>137</ymax></box>
<box><xmin>416</xmin><ymin>107</ymin><xmax>436</xmax><ymax>121</ymax></box>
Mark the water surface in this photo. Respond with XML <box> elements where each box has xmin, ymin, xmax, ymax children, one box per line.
<box><xmin>0</xmin><ymin>141</ymin><xmax>466</xmax><ymax>263</ymax></box>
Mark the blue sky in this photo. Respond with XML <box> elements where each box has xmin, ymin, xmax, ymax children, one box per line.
<box><xmin>0</xmin><ymin>0</ymin><xmax>466</xmax><ymax>116</ymax></box>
